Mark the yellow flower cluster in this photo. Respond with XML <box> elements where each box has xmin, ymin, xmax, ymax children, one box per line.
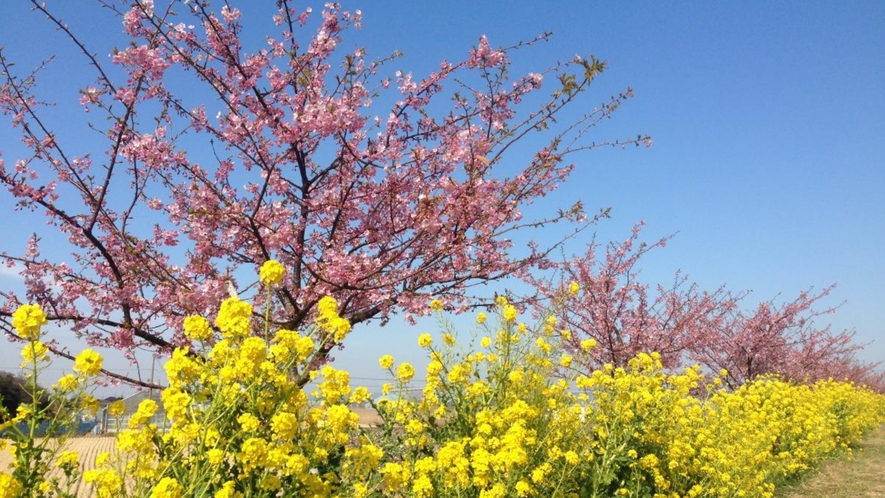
<box><xmin>316</xmin><ymin>295</ymin><xmax>351</xmax><ymax>342</ymax></box>
<box><xmin>11</xmin><ymin>303</ymin><xmax>47</xmax><ymax>341</ymax></box>
<box><xmin>215</xmin><ymin>296</ymin><xmax>253</xmax><ymax>339</ymax></box>
<box><xmin>108</xmin><ymin>400</ymin><xmax>126</xmax><ymax>417</ymax></box>
<box><xmin>259</xmin><ymin>259</ymin><xmax>286</xmax><ymax>285</ymax></box>
<box><xmin>0</xmin><ymin>473</ymin><xmax>23</xmax><ymax>496</ymax></box>
<box><xmin>54</xmin><ymin>451</ymin><xmax>80</xmax><ymax>470</ymax></box>
<box><xmin>20</xmin><ymin>340</ymin><xmax>49</xmax><ymax>368</ymax></box>
<box><xmin>367</xmin><ymin>301</ymin><xmax>885</xmax><ymax>498</ymax></box>
<box><xmin>3</xmin><ymin>287</ymin><xmax>884</xmax><ymax>498</ymax></box>
<box><xmin>367</xmin><ymin>303</ymin><xmax>601</xmax><ymax>497</ymax></box>
<box><xmin>78</xmin><ymin>294</ymin><xmax>381</xmax><ymax>498</ymax></box>
<box><xmin>3</xmin><ymin>304</ymin><xmax>108</xmax><ymax>497</ymax></box>
<box><xmin>72</xmin><ymin>349</ymin><xmax>103</xmax><ymax>377</ymax></box>
<box><xmin>182</xmin><ymin>315</ymin><xmax>213</xmax><ymax>342</ymax></box>
<box><xmin>571</xmin><ymin>353</ymin><xmax>885</xmax><ymax>497</ymax></box>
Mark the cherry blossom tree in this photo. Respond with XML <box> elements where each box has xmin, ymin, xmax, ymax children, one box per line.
<box><xmin>0</xmin><ymin>1</ymin><xmax>649</xmax><ymax>387</ymax></box>
<box><xmin>530</xmin><ymin>223</ymin><xmax>738</xmax><ymax>371</ymax></box>
<box><xmin>532</xmin><ymin>224</ymin><xmax>878</xmax><ymax>389</ymax></box>
<box><xmin>690</xmin><ymin>286</ymin><xmax>875</xmax><ymax>389</ymax></box>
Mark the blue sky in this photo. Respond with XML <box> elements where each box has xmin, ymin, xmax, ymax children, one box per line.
<box><xmin>0</xmin><ymin>2</ymin><xmax>883</xmax><ymax>395</ymax></box>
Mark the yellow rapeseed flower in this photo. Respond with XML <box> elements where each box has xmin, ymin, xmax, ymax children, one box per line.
<box><xmin>13</xmin><ymin>404</ymin><xmax>35</xmax><ymax>423</ymax></box>
<box><xmin>55</xmin><ymin>451</ymin><xmax>79</xmax><ymax>470</ymax></box>
<box><xmin>476</xmin><ymin>311</ymin><xmax>487</xmax><ymax>324</ymax></box>
<box><xmin>380</xmin><ymin>462</ymin><xmax>411</xmax><ymax>490</ymax></box>
<box><xmin>379</xmin><ymin>355</ymin><xmax>394</xmax><ymax>370</ymax></box>
<box><xmin>214</xmin><ymin>482</ymin><xmax>238</xmax><ymax>498</ymax></box>
<box><xmin>259</xmin><ymin>259</ymin><xmax>286</xmax><ymax>285</ymax></box>
<box><xmin>260</xmin><ymin>475</ymin><xmax>282</xmax><ymax>492</ymax></box>
<box><xmin>14</xmin><ymin>268</ymin><xmax>883</xmax><ymax>498</ymax></box>
<box><xmin>73</xmin><ymin>349</ymin><xmax>103</xmax><ymax>377</ymax></box>
<box><xmin>418</xmin><ymin>333</ymin><xmax>433</xmax><ymax>348</ymax></box>
<box><xmin>429</xmin><ymin>299</ymin><xmax>444</xmax><ymax>312</ymax></box>
<box><xmin>426</xmin><ymin>360</ymin><xmax>443</xmax><ymax>377</ymax></box>
<box><xmin>318</xmin><ymin>295</ymin><xmax>338</xmax><ymax>315</ymax></box>
<box><xmin>108</xmin><ymin>400</ymin><xmax>126</xmax><ymax>417</ymax></box>
<box><xmin>150</xmin><ymin>476</ymin><xmax>183</xmax><ymax>498</ymax></box>
<box><xmin>20</xmin><ymin>341</ymin><xmax>49</xmax><ymax>365</ymax></box>
<box><xmin>316</xmin><ymin>296</ymin><xmax>351</xmax><ymax>342</ymax></box>
<box><xmin>83</xmin><ymin>468</ymin><xmax>123</xmax><ymax>498</ymax></box>
<box><xmin>271</xmin><ymin>412</ymin><xmax>298</xmax><ymax>441</ymax></box>
<box><xmin>129</xmin><ymin>399</ymin><xmax>159</xmax><ymax>428</ymax></box>
<box><xmin>182</xmin><ymin>315</ymin><xmax>213</xmax><ymax>342</ymax></box>
<box><xmin>81</xmin><ymin>394</ymin><xmax>100</xmax><ymax>416</ymax></box>
<box><xmin>95</xmin><ymin>452</ymin><xmax>111</xmax><ymax>467</ymax></box>
<box><xmin>237</xmin><ymin>413</ymin><xmax>261</xmax><ymax>433</ymax></box>
<box><xmin>12</xmin><ymin>303</ymin><xmax>46</xmax><ymax>341</ymax></box>
<box><xmin>215</xmin><ymin>297</ymin><xmax>253</xmax><ymax>339</ymax></box>
<box><xmin>161</xmin><ymin>388</ymin><xmax>191</xmax><ymax>421</ymax></box>
<box><xmin>206</xmin><ymin>449</ymin><xmax>224</xmax><ymax>465</ymax></box>
<box><xmin>351</xmin><ymin>386</ymin><xmax>371</xmax><ymax>404</ymax></box>
<box><xmin>238</xmin><ymin>437</ymin><xmax>268</xmax><ymax>473</ymax></box>
<box><xmin>569</xmin><ymin>281</ymin><xmax>580</xmax><ymax>295</ymax></box>
<box><xmin>0</xmin><ymin>473</ymin><xmax>23</xmax><ymax>496</ymax></box>
<box><xmin>54</xmin><ymin>373</ymin><xmax>79</xmax><ymax>392</ymax></box>
<box><xmin>396</xmin><ymin>363</ymin><xmax>416</xmax><ymax>383</ymax></box>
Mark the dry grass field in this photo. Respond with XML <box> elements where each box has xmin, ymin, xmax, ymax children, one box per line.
<box><xmin>777</xmin><ymin>424</ymin><xmax>885</xmax><ymax>498</ymax></box>
<box><xmin>352</xmin><ymin>406</ymin><xmax>384</xmax><ymax>427</ymax></box>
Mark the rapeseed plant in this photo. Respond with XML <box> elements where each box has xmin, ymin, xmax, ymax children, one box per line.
<box><xmin>2</xmin><ymin>263</ymin><xmax>884</xmax><ymax>497</ymax></box>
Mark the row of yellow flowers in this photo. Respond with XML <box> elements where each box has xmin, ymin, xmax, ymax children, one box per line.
<box><xmin>1</xmin><ymin>262</ymin><xmax>884</xmax><ymax>497</ymax></box>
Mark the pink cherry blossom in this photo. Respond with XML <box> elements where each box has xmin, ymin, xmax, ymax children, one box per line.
<box><xmin>529</xmin><ymin>223</ymin><xmax>879</xmax><ymax>390</ymax></box>
<box><xmin>0</xmin><ymin>1</ymin><xmax>648</xmax><ymax>388</ymax></box>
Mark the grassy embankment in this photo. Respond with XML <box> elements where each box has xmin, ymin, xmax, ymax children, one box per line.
<box><xmin>777</xmin><ymin>424</ymin><xmax>885</xmax><ymax>498</ymax></box>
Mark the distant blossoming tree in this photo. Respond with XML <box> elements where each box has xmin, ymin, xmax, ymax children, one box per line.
<box><xmin>690</xmin><ymin>286</ymin><xmax>882</xmax><ymax>389</ymax></box>
<box><xmin>530</xmin><ymin>224</ymin><xmax>881</xmax><ymax>390</ymax></box>
<box><xmin>0</xmin><ymin>1</ymin><xmax>648</xmax><ymax>387</ymax></box>
<box><xmin>528</xmin><ymin>223</ymin><xmax>736</xmax><ymax>371</ymax></box>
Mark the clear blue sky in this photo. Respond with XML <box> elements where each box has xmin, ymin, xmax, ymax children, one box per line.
<box><xmin>0</xmin><ymin>2</ymin><xmax>882</xmax><ymax>396</ymax></box>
